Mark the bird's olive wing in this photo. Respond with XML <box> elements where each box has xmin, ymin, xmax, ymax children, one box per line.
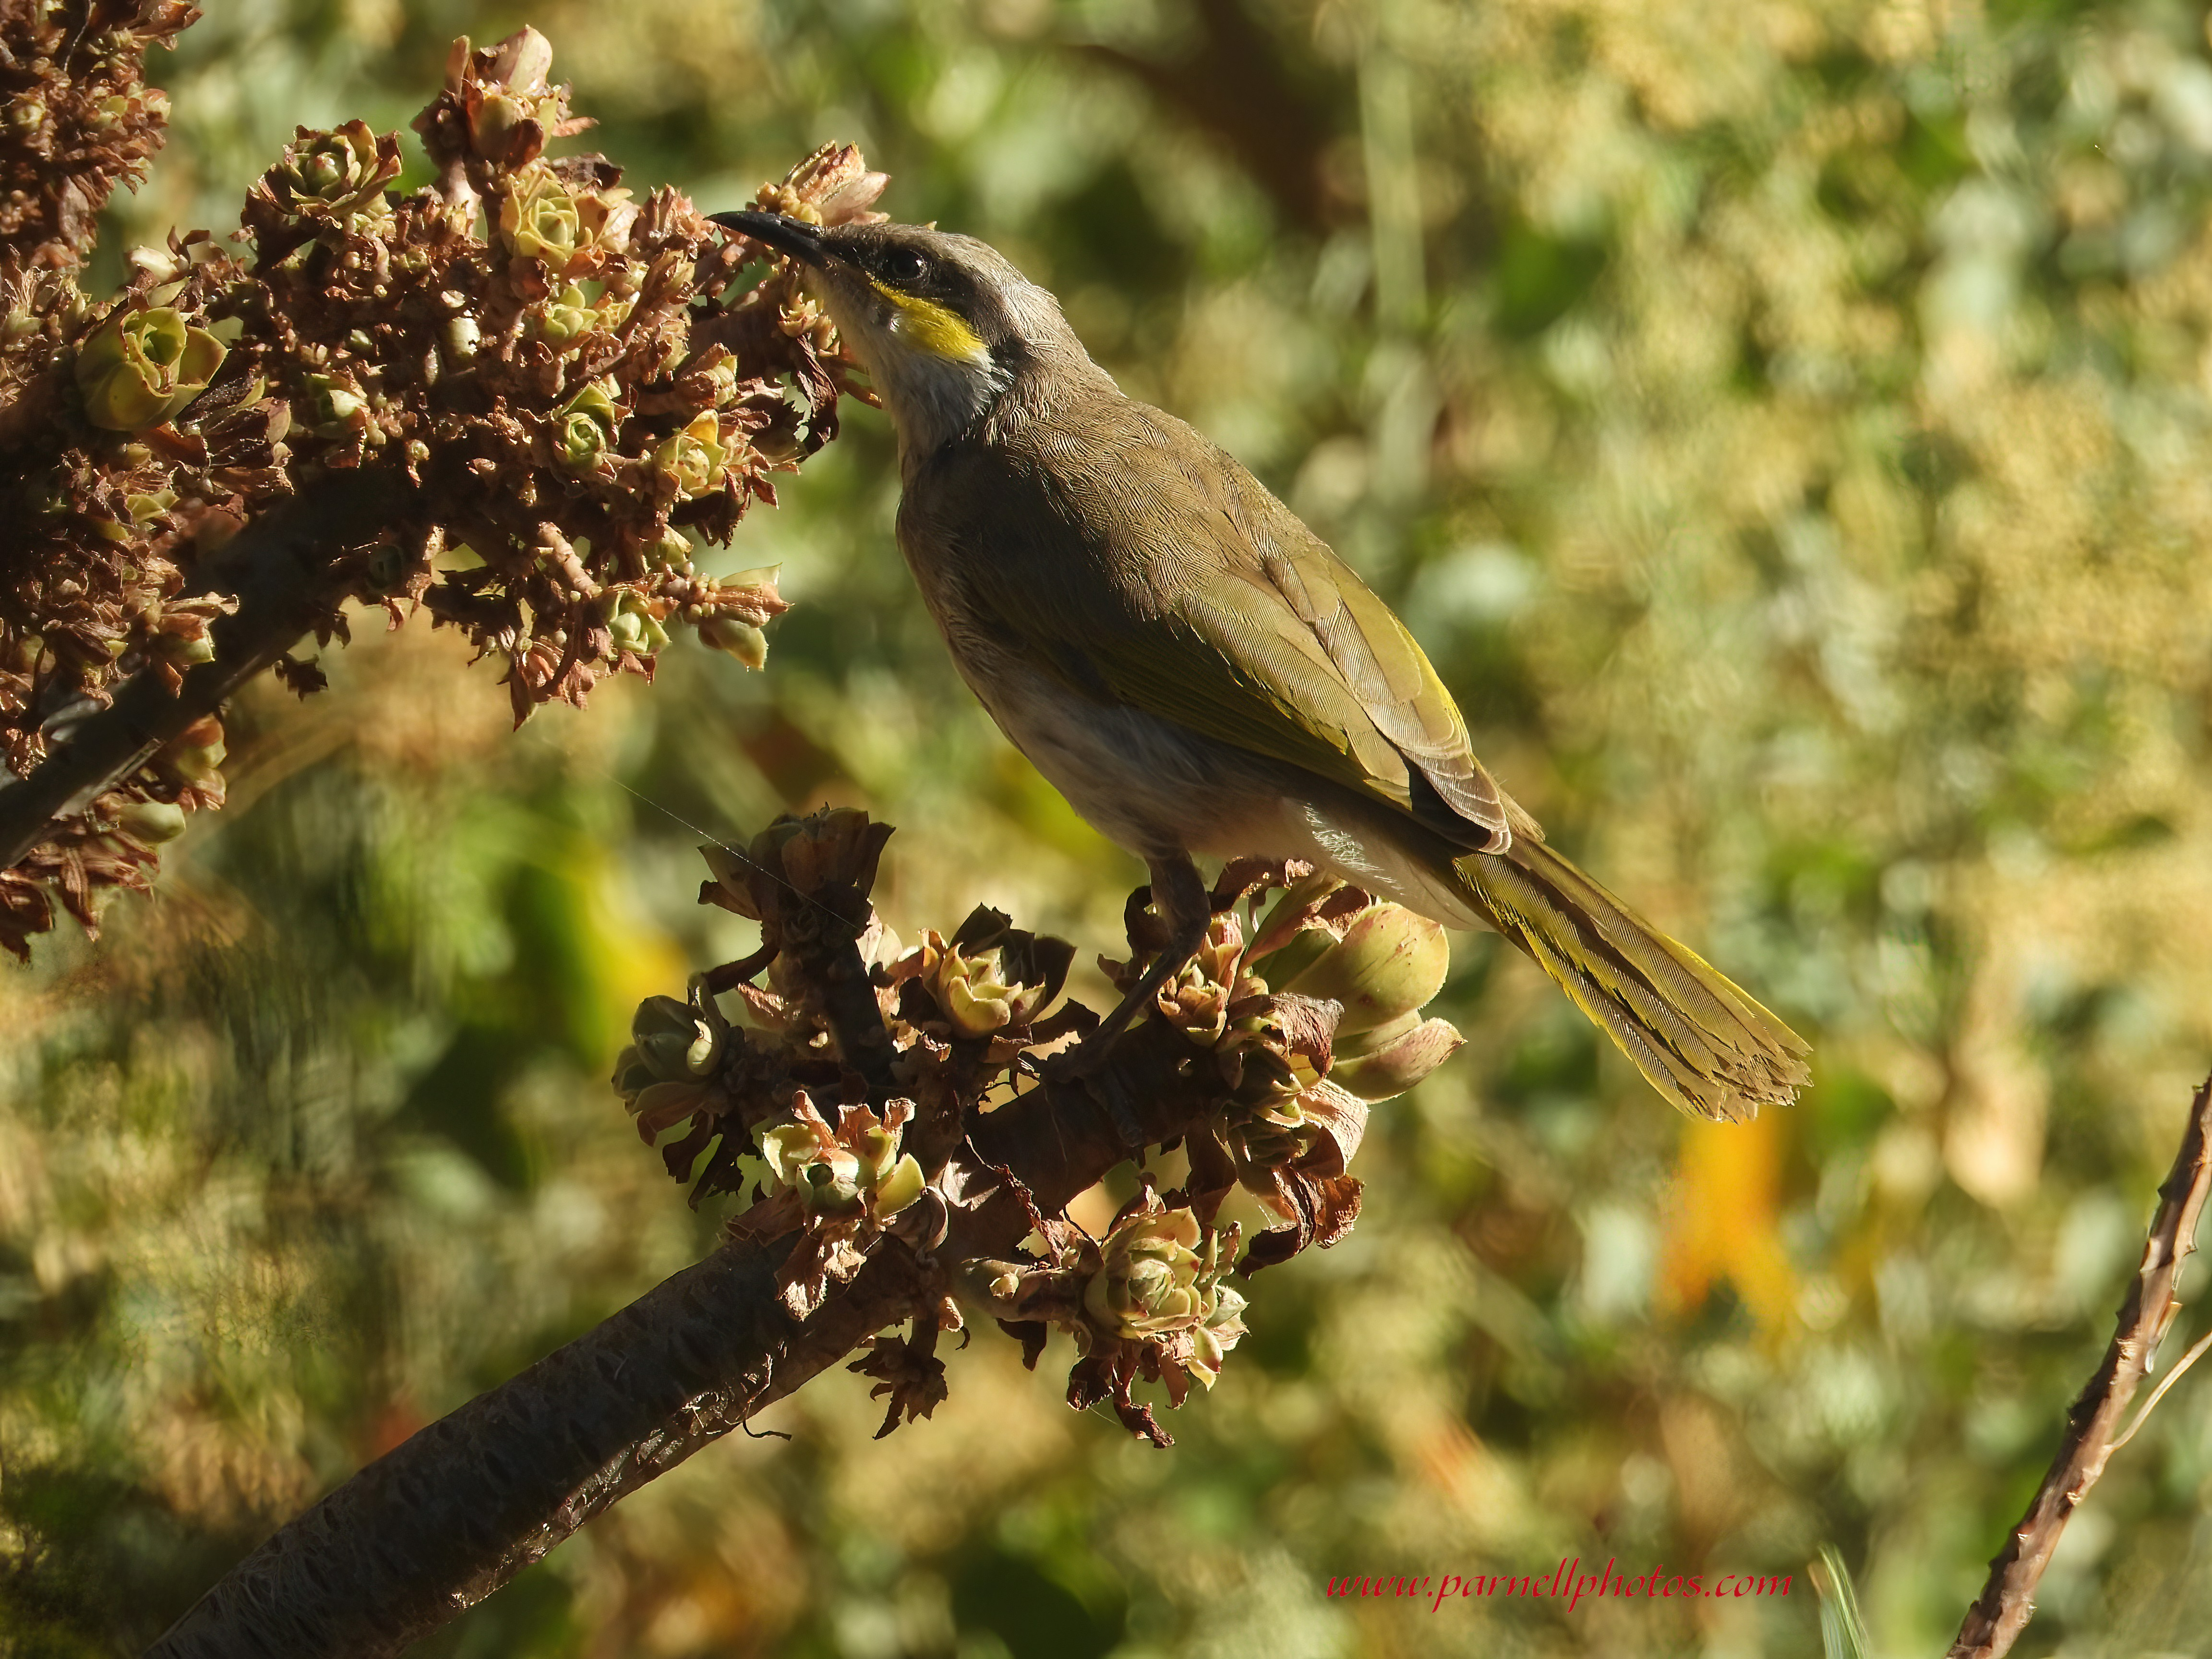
<box><xmin>1205</xmin><ymin>451</ymin><xmax>1514</xmax><ymax>848</ymax></box>
<box><xmin>918</xmin><ymin>403</ymin><xmax>1513</xmax><ymax>851</ymax></box>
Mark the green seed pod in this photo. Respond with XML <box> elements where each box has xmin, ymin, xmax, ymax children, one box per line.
<box><xmin>1280</xmin><ymin>902</ymin><xmax>1450</xmax><ymax>1035</ymax></box>
<box><xmin>1328</xmin><ymin>1015</ymin><xmax>1465</xmax><ymax>1102</ymax></box>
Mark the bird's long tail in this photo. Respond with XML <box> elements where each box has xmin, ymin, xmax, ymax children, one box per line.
<box><xmin>1457</xmin><ymin>837</ymin><xmax>1809</xmax><ymax>1122</ymax></box>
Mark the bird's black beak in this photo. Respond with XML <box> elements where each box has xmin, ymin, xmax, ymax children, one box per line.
<box><xmin>709</xmin><ymin>210</ymin><xmax>830</xmax><ymax>268</ymax></box>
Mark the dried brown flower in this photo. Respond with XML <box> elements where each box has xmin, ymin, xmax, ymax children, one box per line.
<box><xmin>0</xmin><ymin>0</ymin><xmax>197</xmax><ymax>271</ymax></box>
<box><xmin>1</xmin><ymin>21</ymin><xmax>877</xmax><ymax>959</ymax></box>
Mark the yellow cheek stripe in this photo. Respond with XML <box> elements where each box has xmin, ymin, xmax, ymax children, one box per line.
<box><xmin>869</xmin><ymin>280</ymin><xmax>988</xmax><ymax>361</ymax></box>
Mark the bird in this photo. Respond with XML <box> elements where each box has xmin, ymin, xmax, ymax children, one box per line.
<box><xmin>710</xmin><ymin>209</ymin><xmax>1810</xmax><ymax>1122</ymax></box>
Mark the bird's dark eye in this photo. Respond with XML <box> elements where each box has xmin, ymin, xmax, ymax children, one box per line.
<box><xmin>882</xmin><ymin>247</ymin><xmax>926</xmax><ymax>284</ymax></box>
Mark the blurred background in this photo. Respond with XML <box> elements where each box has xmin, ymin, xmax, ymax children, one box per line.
<box><xmin>11</xmin><ymin>0</ymin><xmax>2212</xmax><ymax>1652</ymax></box>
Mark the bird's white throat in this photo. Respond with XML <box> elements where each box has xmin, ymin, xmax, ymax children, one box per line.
<box><xmin>828</xmin><ymin>289</ymin><xmax>1009</xmax><ymax>463</ymax></box>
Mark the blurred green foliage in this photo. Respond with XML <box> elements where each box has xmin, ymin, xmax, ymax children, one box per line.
<box><xmin>12</xmin><ymin>0</ymin><xmax>2212</xmax><ymax>1653</ymax></box>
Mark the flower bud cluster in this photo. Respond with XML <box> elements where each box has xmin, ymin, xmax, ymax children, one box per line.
<box><xmin>1081</xmin><ymin>1201</ymin><xmax>1249</xmax><ymax>1390</ymax></box>
<box><xmin>617</xmin><ymin>822</ymin><xmax>1465</xmax><ymax>1447</ymax></box>
<box><xmin>3</xmin><ymin>21</ymin><xmax>877</xmax><ymax>957</ymax></box>
<box><xmin>884</xmin><ymin>905</ymin><xmax>1072</xmax><ymax>1042</ymax></box>
<box><xmin>974</xmin><ymin>1189</ymin><xmax>1250</xmax><ymax>1442</ymax></box>
<box><xmin>72</xmin><ymin>305</ymin><xmax>228</xmax><ymax>430</ymax></box>
<box><xmin>736</xmin><ymin>1093</ymin><xmax>928</xmax><ymax>1318</ymax></box>
<box><xmin>0</xmin><ymin>1</ymin><xmax>193</xmax><ymax>273</ymax></box>
<box><xmin>754</xmin><ymin>1094</ymin><xmax>926</xmax><ymax>1228</ymax></box>
<box><xmin>264</xmin><ymin>121</ymin><xmax>404</xmax><ymax>232</ymax></box>
<box><xmin>1251</xmin><ymin>879</ymin><xmax>1465</xmax><ymax>1104</ymax></box>
<box><xmin>1096</xmin><ymin>872</ymin><xmax>1465</xmax><ymax>1274</ymax></box>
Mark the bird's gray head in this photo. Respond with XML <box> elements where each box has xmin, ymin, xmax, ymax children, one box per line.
<box><xmin>709</xmin><ymin>213</ymin><xmax>1110</xmax><ymax>460</ymax></box>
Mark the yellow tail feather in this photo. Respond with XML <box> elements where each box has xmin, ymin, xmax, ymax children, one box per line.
<box><xmin>1457</xmin><ymin>838</ymin><xmax>1809</xmax><ymax>1122</ymax></box>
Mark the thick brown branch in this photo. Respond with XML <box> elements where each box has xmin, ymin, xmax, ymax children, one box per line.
<box><xmin>145</xmin><ymin>901</ymin><xmax>1226</xmax><ymax>1656</ymax></box>
<box><xmin>781</xmin><ymin>880</ymin><xmax>902</xmax><ymax>1105</ymax></box>
<box><xmin>145</xmin><ymin>1237</ymin><xmax>890</xmax><ymax>1657</ymax></box>
<box><xmin>1948</xmin><ymin>1072</ymin><xmax>2212</xmax><ymax>1659</ymax></box>
<box><xmin>0</xmin><ymin>468</ymin><xmax>408</xmax><ymax>871</ymax></box>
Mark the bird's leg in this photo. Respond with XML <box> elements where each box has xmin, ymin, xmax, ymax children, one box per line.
<box><xmin>1051</xmin><ymin>851</ymin><xmax>1210</xmax><ymax>1085</ymax></box>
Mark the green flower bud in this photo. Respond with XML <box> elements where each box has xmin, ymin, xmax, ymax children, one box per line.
<box><xmin>267</xmin><ymin>120</ymin><xmax>401</xmax><ymax>224</ymax></box>
<box><xmin>1279</xmin><ymin>902</ymin><xmax>1450</xmax><ymax>1035</ymax></box>
<box><xmin>499</xmin><ymin>165</ymin><xmax>582</xmax><ymax>266</ymax></box>
<box><xmin>1083</xmin><ymin>1204</ymin><xmax>1215</xmax><ymax>1339</ymax></box>
<box><xmin>151</xmin><ymin>631</ymin><xmax>217</xmax><ymax>666</ymax></box>
<box><xmin>155</xmin><ymin>717</ymin><xmax>226</xmax><ymax>789</ymax></box>
<box><xmin>301</xmin><ymin>372</ymin><xmax>367</xmax><ymax>437</ymax></box>
<box><xmin>696</xmin><ymin>615</ymin><xmax>767</xmax><ymax>669</ymax></box>
<box><xmin>601</xmin><ymin>589</ymin><xmax>670</xmax><ymax>658</ymax></box>
<box><xmin>488</xmin><ymin>25</ymin><xmax>556</xmax><ymax>90</ymax></box>
<box><xmin>652</xmin><ymin>411</ymin><xmax>728</xmax><ymax>500</ymax></box>
<box><xmin>469</xmin><ymin>89</ymin><xmax>534</xmax><ymax>162</ymax></box>
<box><xmin>113</xmin><ymin>800</ymin><xmax>187</xmax><ymax>845</ymax></box>
<box><xmin>537</xmin><ymin>283</ymin><xmax>596</xmax><ymax>344</ymax></box>
<box><xmin>1328</xmin><ymin>1013</ymin><xmax>1465</xmax><ymax>1102</ymax></box>
<box><xmin>554</xmin><ymin>381</ymin><xmax>618</xmax><ymax>470</ymax></box>
<box><xmin>444</xmin><ymin>314</ymin><xmax>481</xmax><ymax>361</ymax></box>
<box><xmin>613</xmin><ymin>990</ymin><xmax>734</xmax><ymax>1137</ymax></box>
<box><xmin>626</xmin><ymin>993</ymin><xmax>726</xmax><ymax>1081</ymax></box>
<box><xmin>693</xmin><ymin>350</ymin><xmax>740</xmax><ymax>407</ymax></box>
<box><xmin>75</xmin><ymin>307</ymin><xmax>228</xmax><ymax>430</ymax></box>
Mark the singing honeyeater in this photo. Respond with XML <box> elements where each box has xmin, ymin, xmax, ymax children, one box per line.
<box><xmin>712</xmin><ymin>210</ymin><xmax>1810</xmax><ymax>1121</ymax></box>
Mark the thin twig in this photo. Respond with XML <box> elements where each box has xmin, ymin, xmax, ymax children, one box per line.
<box><xmin>1947</xmin><ymin>1072</ymin><xmax>2212</xmax><ymax>1659</ymax></box>
<box><xmin>2109</xmin><ymin>1323</ymin><xmax>2212</xmax><ymax>1453</ymax></box>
